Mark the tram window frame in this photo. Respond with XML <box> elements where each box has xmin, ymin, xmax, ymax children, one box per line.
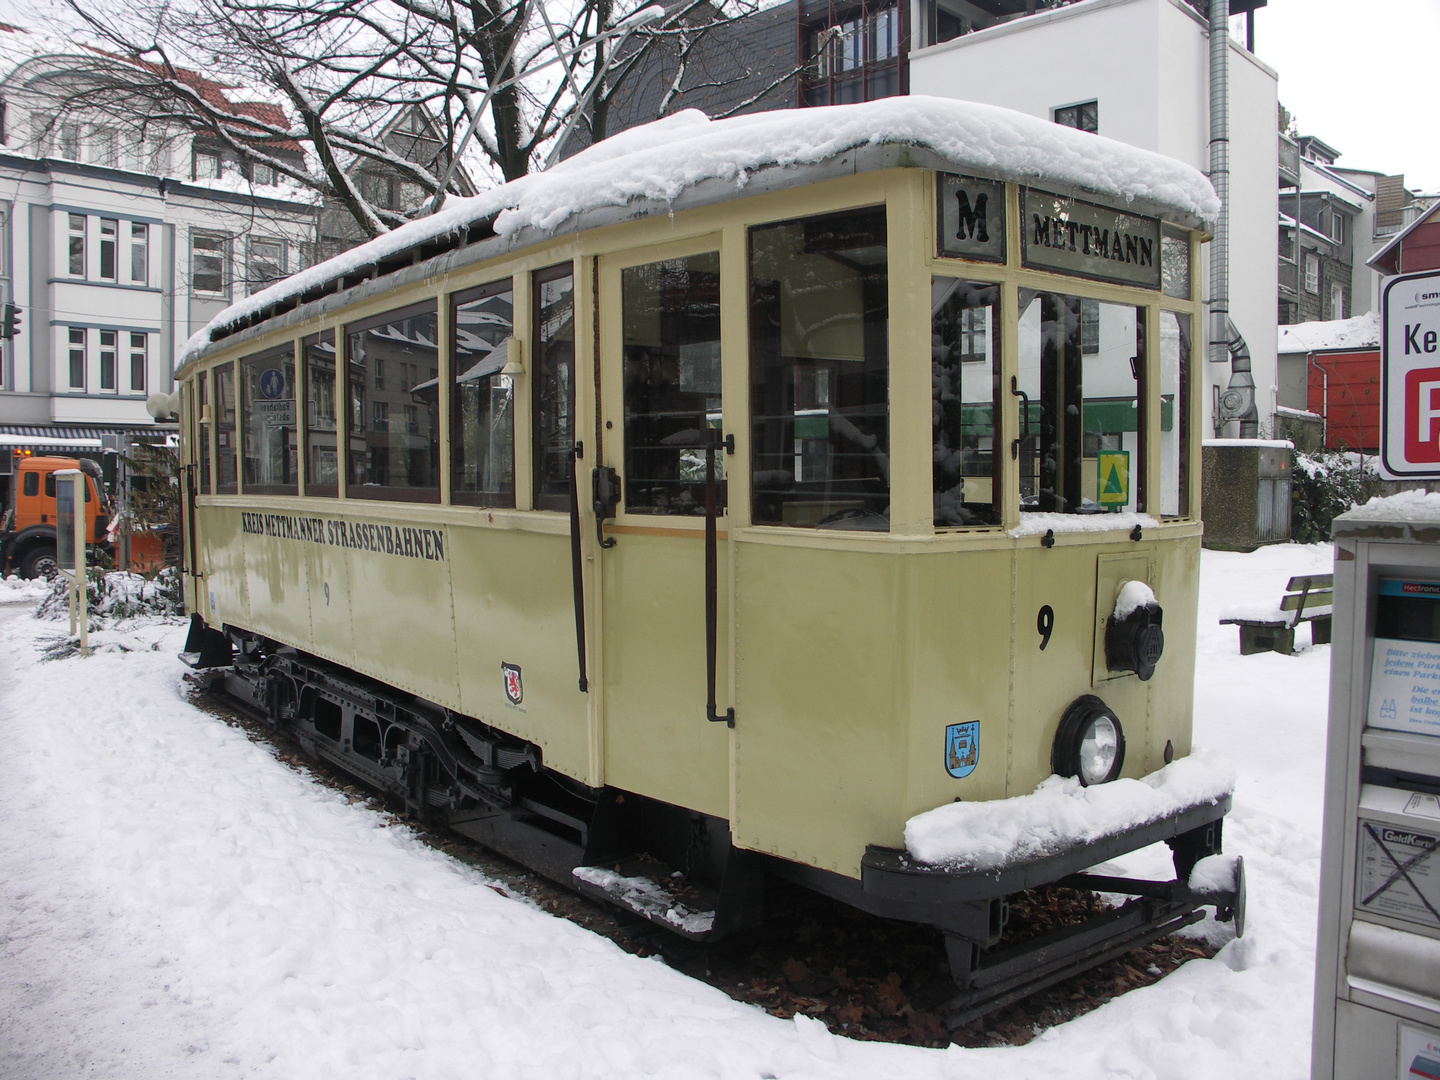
<box><xmin>1159</xmin><ymin>309</ymin><xmax>1190</xmax><ymax>518</ymax></box>
<box><xmin>532</xmin><ymin>262</ymin><xmax>576</xmax><ymax>513</ymax></box>
<box><xmin>748</xmin><ymin>205</ymin><xmax>890</xmax><ymax>531</ymax></box>
<box><xmin>931</xmin><ymin>276</ymin><xmax>1002</xmax><ymax>528</ymax></box>
<box><xmin>303</xmin><ymin>330</ymin><xmax>338</xmax><ymax>497</ymax></box>
<box><xmin>197</xmin><ymin>369</ymin><xmax>211</xmax><ymax>494</ymax></box>
<box><xmin>239</xmin><ymin>342</ymin><xmax>299</xmax><ymax>495</ymax></box>
<box><xmin>620</xmin><ymin>250</ymin><xmax>723</xmax><ymax>516</ymax></box>
<box><xmin>1015</xmin><ymin>290</ymin><xmax>1145</xmax><ymax>515</ymax></box>
<box><xmin>344</xmin><ymin>300</ymin><xmax>441</xmax><ymax>504</ymax></box>
<box><xmin>214</xmin><ymin>361</ymin><xmax>238</xmax><ymax>494</ymax></box>
<box><xmin>449</xmin><ymin>278</ymin><xmax>516</xmax><ymax>508</ymax></box>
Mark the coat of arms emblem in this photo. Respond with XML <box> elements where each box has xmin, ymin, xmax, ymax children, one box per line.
<box><xmin>501</xmin><ymin>662</ymin><xmax>523</xmax><ymax>706</ymax></box>
<box><xmin>945</xmin><ymin>721</ymin><xmax>979</xmax><ymax>779</ymax></box>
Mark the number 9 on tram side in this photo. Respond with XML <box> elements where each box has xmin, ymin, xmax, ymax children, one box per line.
<box><xmin>176</xmin><ymin>98</ymin><xmax>1244</xmax><ymax>1021</ymax></box>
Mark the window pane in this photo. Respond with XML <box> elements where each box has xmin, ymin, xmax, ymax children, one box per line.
<box><xmin>248</xmin><ymin>239</ymin><xmax>284</xmax><ymax>293</ymax></box>
<box><xmin>533</xmin><ymin>267</ymin><xmax>575</xmax><ymax>510</ymax></box>
<box><xmin>100</xmin><ymin>330</ymin><xmax>116</xmax><ymax>390</ymax></box>
<box><xmin>622</xmin><ymin>252</ymin><xmax>722</xmax><ymax>515</ymax></box>
<box><xmin>68</xmin><ymin>327</ymin><xmax>85</xmax><ymax>389</ymax></box>
<box><xmin>304</xmin><ymin>332</ymin><xmax>337</xmax><ymax>494</ymax></box>
<box><xmin>1161</xmin><ymin>226</ymin><xmax>1189</xmax><ymax>300</ymax></box>
<box><xmin>346</xmin><ymin>305</ymin><xmax>439</xmax><ymax>500</ymax></box>
<box><xmin>131</xmin><ymin>223</ymin><xmax>148</xmax><ymax>284</ymax></box>
<box><xmin>130</xmin><ymin>335</ymin><xmax>146</xmax><ymax>392</ymax></box>
<box><xmin>1017</xmin><ymin>292</ymin><xmax>1143</xmax><ymax>514</ymax></box>
<box><xmin>193</xmin><ymin>233</ymin><xmax>226</xmax><ymax>293</ymax></box>
<box><xmin>932</xmin><ymin>277</ymin><xmax>1000</xmax><ymax>527</ymax></box>
<box><xmin>215</xmin><ymin>363</ymin><xmax>238</xmax><ymax>492</ymax></box>
<box><xmin>1160</xmin><ymin>311</ymin><xmax>1189</xmax><ymax>518</ymax></box>
<box><xmin>241</xmin><ymin>346</ymin><xmax>298</xmax><ymax>493</ymax></box>
<box><xmin>198</xmin><ymin>370</ymin><xmax>211</xmax><ymax>493</ymax></box>
<box><xmin>750</xmin><ymin>206</ymin><xmax>889</xmax><ymax>530</ymax></box>
<box><xmin>451</xmin><ymin>285</ymin><xmax>515</xmax><ymax>506</ymax></box>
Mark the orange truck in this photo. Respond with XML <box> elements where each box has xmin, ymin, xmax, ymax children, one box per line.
<box><xmin>1</xmin><ymin>455</ymin><xmax>110</xmax><ymax>578</ymax></box>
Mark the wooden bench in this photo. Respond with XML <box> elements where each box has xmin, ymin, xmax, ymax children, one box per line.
<box><xmin>1220</xmin><ymin>574</ymin><xmax>1333</xmax><ymax>655</ymax></box>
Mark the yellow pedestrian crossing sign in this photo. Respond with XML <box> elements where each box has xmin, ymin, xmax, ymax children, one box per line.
<box><xmin>1097</xmin><ymin>450</ymin><xmax>1130</xmax><ymax>508</ymax></box>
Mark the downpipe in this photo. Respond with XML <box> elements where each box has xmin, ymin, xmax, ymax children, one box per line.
<box><xmin>1207</xmin><ymin>0</ymin><xmax>1258</xmax><ymax>438</ymax></box>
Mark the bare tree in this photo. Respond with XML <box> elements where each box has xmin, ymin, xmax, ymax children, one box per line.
<box><xmin>55</xmin><ymin>0</ymin><xmax>765</xmax><ymax>241</ymax></box>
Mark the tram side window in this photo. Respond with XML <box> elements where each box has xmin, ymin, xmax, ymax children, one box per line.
<box><xmin>1160</xmin><ymin>310</ymin><xmax>1190</xmax><ymax>517</ymax></box>
<box><xmin>197</xmin><ymin>370</ymin><xmax>211</xmax><ymax>494</ymax></box>
<box><xmin>451</xmin><ymin>281</ymin><xmax>515</xmax><ymax>507</ymax></box>
<box><xmin>304</xmin><ymin>331</ymin><xmax>338</xmax><ymax>496</ymax></box>
<box><xmin>750</xmin><ymin>207</ymin><xmax>889</xmax><ymax>530</ymax></box>
<box><xmin>533</xmin><ymin>265</ymin><xmax>575</xmax><ymax>512</ymax></box>
<box><xmin>932</xmin><ymin>277</ymin><xmax>1000</xmax><ymax>527</ymax></box>
<box><xmin>215</xmin><ymin>363</ymin><xmax>238</xmax><ymax>493</ymax></box>
<box><xmin>345</xmin><ymin>302</ymin><xmax>440</xmax><ymax>502</ymax></box>
<box><xmin>1016</xmin><ymin>292</ymin><xmax>1143</xmax><ymax>514</ymax></box>
<box><xmin>240</xmin><ymin>344</ymin><xmax>298</xmax><ymax>494</ymax></box>
<box><xmin>622</xmin><ymin>252</ymin><xmax>722</xmax><ymax>515</ymax></box>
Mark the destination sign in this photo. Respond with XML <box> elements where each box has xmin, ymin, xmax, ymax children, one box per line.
<box><xmin>1022</xmin><ymin>189</ymin><xmax>1161</xmax><ymax>289</ymax></box>
<box><xmin>937</xmin><ymin>173</ymin><xmax>1006</xmax><ymax>263</ymax></box>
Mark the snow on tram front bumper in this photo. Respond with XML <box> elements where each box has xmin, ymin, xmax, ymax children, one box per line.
<box><xmin>859</xmin><ymin>752</ymin><xmax>1244</xmax><ymax>1025</ymax></box>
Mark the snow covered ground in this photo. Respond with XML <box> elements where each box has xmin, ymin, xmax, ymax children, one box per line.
<box><xmin>0</xmin><ymin>546</ymin><xmax>1334</xmax><ymax>1079</ymax></box>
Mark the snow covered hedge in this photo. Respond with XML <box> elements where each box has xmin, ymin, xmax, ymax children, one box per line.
<box><xmin>1291</xmin><ymin>451</ymin><xmax>1384</xmax><ymax>543</ymax></box>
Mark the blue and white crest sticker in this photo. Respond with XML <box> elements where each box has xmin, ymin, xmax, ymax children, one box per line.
<box><xmin>945</xmin><ymin>722</ymin><xmax>979</xmax><ymax>779</ymax></box>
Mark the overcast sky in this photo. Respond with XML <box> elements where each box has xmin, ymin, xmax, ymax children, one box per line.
<box><xmin>1241</xmin><ymin>0</ymin><xmax>1440</xmax><ymax>191</ymax></box>
<box><xmin>2</xmin><ymin>0</ymin><xmax>1435</xmax><ymax>192</ymax></box>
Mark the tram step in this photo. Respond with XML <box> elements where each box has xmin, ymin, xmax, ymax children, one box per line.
<box><xmin>572</xmin><ymin>858</ymin><xmax>719</xmax><ymax>941</ymax></box>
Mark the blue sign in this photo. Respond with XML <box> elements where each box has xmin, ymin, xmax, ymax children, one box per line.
<box><xmin>945</xmin><ymin>722</ymin><xmax>979</xmax><ymax>779</ymax></box>
<box><xmin>259</xmin><ymin>367</ymin><xmax>286</xmax><ymax>399</ymax></box>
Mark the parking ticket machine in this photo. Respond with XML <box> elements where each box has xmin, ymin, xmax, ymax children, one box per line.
<box><xmin>1314</xmin><ymin>505</ymin><xmax>1440</xmax><ymax>1080</ymax></box>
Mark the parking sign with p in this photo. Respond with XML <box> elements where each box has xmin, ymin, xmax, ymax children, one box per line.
<box><xmin>1382</xmin><ymin>269</ymin><xmax>1440</xmax><ymax>477</ymax></box>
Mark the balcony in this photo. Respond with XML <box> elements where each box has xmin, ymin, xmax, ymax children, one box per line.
<box><xmin>1279</xmin><ymin>134</ymin><xmax>1300</xmax><ymax>187</ymax></box>
<box><xmin>1278</xmin><ymin>259</ymin><xmax>1297</xmax><ymax>294</ymax></box>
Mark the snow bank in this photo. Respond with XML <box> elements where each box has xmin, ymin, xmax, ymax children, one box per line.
<box><xmin>1343</xmin><ymin>488</ymin><xmax>1440</xmax><ymax>523</ymax></box>
<box><xmin>904</xmin><ymin>751</ymin><xmax>1236</xmax><ymax>869</ymax></box>
<box><xmin>182</xmin><ymin>95</ymin><xmax>1218</xmax><ymax>365</ymax></box>
<box><xmin>1277</xmin><ymin>311</ymin><xmax>1380</xmax><ymax>354</ymax></box>
<box><xmin>1203</xmin><ymin>439</ymin><xmax>1295</xmax><ymax>449</ymax></box>
<box><xmin>1010</xmin><ymin>511</ymin><xmax>1158</xmax><ymax>538</ymax></box>
<box><xmin>1113</xmin><ymin>580</ymin><xmax>1156</xmax><ymax>620</ymax></box>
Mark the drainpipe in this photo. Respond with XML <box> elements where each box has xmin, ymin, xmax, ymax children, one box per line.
<box><xmin>1207</xmin><ymin>0</ymin><xmax>1258</xmax><ymax>438</ymax></box>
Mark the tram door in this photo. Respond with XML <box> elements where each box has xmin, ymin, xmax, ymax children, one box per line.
<box><xmin>595</xmin><ymin>245</ymin><xmax>733</xmax><ymax>824</ymax></box>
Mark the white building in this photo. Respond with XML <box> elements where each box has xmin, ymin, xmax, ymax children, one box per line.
<box><xmin>0</xmin><ymin>28</ymin><xmax>317</xmax><ymax>467</ymax></box>
<box><xmin>908</xmin><ymin>0</ymin><xmax>1279</xmax><ymax>439</ymax></box>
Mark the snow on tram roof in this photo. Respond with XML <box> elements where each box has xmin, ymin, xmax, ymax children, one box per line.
<box><xmin>181</xmin><ymin>96</ymin><xmax>1219</xmax><ymax>368</ymax></box>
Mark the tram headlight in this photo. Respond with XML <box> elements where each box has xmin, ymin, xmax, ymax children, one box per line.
<box><xmin>1052</xmin><ymin>695</ymin><xmax>1126</xmax><ymax>786</ymax></box>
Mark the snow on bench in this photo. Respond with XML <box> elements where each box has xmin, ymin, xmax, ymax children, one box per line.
<box><xmin>903</xmin><ymin>750</ymin><xmax>1235</xmax><ymax>871</ymax></box>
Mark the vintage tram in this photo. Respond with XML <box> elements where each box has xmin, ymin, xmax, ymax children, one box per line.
<box><xmin>176</xmin><ymin>97</ymin><xmax>1241</xmax><ymax>1021</ymax></box>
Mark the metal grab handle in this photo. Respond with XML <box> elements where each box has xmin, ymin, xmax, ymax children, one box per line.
<box><xmin>1010</xmin><ymin>376</ymin><xmax>1031</xmax><ymax>460</ymax></box>
<box><xmin>567</xmin><ymin>446</ymin><xmax>589</xmax><ymax>693</ymax></box>
<box><xmin>704</xmin><ymin>433</ymin><xmax>734</xmax><ymax>727</ymax></box>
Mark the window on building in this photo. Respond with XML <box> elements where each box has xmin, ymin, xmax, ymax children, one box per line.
<box><xmin>533</xmin><ymin>264</ymin><xmax>575</xmax><ymax>511</ymax></box>
<box><xmin>1331</xmin><ymin>281</ymin><xmax>1345</xmax><ymax>321</ymax></box>
<box><xmin>130</xmin><ymin>222</ymin><xmax>148</xmax><ymax>284</ymax></box>
<box><xmin>252</xmin><ymin>162</ymin><xmax>276</xmax><ymax>186</ymax></box>
<box><xmin>345</xmin><ymin>302</ymin><xmax>439</xmax><ymax>500</ymax></box>
<box><xmin>86</xmin><ymin>127</ymin><xmax>117</xmax><ymax>168</ymax></box>
<box><xmin>247</xmin><ymin>238</ymin><xmax>285</xmax><ymax>293</ymax></box>
<box><xmin>99</xmin><ymin>330</ymin><xmax>117</xmax><ymax>391</ymax></box>
<box><xmin>1305</xmin><ymin>252</ymin><xmax>1319</xmax><ymax>293</ymax></box>
<box><xmin>129</xmin><ymin>333</ymin><xmax>147</xmax><ymax>392</ymax></box>
<box><xmin>99</xmin><ymin>218</ymin><xmax>117</xmax><ymax>280</ymax></box>
<box><xmin>621</xmin><ymin>252</ymin><xmax>722</xmax><ymax>515</ymax></box>
<box><xmin>192</xmin><ymin>232</ymin><xmax>229</xmax><ymax>294</ymax></box>
<box><xmin>240</xmin><ymin>344</ymin><xmax>297</xmax><ymax>493</ymax></box>
<box><xmin>68</xmin><ymin>327</ymin><xmax>85</xmax><ymax>389</ymax></box>
<box><xmin>750</xmin><ymin>206</ymin><xmax>889</xmax><ymax>529</ymax></box>
<box><xmin>68</xmin><ymin>213</ymin><xmax>85</xmax><ymax>277</ymax></box>
<box><xmin>803</xmin><ymin>3</ymin><xmax>903</xmax><ymax>107</ymax></box>
<box><xmin>304</xmin><ymin>331</ymin><xmax>338</xmax><ymax>495</ymax></box>
<box><xmin>58</xmin><ymin>123</ymin><xmax>80</xmax><ymax>160</ymax></box>
<box><xmin>933</xmin><ymin>278</ymin><xmax>1000</xmax><ymax>527</ymax></box>
<box><xmin>358</xmin><ymin>172</ymin><xmax>398</xmax><ymax>210</ymax></box>
<box><xmin>450</xmin><ymin>281</ymin><xmax>515</xmax><ymax>506</ymax></box>
<box><xmin>1330</xmin><ymin>211</ymin><xmax>1345</xmax><ymax>243</ymax></box>
<box><xmin>193</xmin><ymin>147</ymin><xmax>221</xmax><ymax>180</ymax></box>
<box><xmin>1054</xmin><ymin>101</ymin><xmax>1099</xmax><ymax>132</ymax></box>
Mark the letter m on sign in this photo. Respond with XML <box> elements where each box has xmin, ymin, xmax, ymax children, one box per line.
<box><xmin>1405</xmin><ymin>366</ymin><xmax>1440</xmax><ymax>463</ymax></box>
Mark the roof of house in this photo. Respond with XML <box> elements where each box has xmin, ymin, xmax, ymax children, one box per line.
<box><xmin>1277</xmin><ymin>311</ymin><xmax>1380</xmax><ymax>354</ymax></box>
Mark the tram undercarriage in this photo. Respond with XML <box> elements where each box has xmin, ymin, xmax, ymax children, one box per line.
<box><xmin>185</xmin><ymin>615</ymin><xmax>1243</xmax><ymax>1028</ymax></box>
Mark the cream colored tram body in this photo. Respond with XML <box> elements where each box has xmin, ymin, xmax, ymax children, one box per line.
<box><xmin>177</xmin><ymin>100</ymin><xmax>1240</xmax><ymax>1014</ymax></box>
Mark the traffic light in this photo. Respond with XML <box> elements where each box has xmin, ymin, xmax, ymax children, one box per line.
<box><xmin>1</xmin><ymin>303</ymin><xmax>21</xmax><ymax>340</ymax></box>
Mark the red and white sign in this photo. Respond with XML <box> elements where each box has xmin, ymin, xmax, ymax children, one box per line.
<box><xmin>1381</xmin><ymin>269</ymin><xmax>1440</xmax><ymax>476</ymax></box>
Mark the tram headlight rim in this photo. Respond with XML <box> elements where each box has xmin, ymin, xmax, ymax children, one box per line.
<box><xmin>1052</xmin><ymin>695</ymin><xmax>1126</xmax><ymax>787</ymax></box>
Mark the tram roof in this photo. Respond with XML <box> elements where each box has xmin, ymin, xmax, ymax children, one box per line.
<box><xmin>179</xmin><ymin>95</ymin><xmax>1218</xmax><ymax>372</ymax></box>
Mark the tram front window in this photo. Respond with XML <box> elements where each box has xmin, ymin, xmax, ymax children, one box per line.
<box><xmin>749</xmin><ymin>206</ymin><xmax>889</xmax><ymax>530</ymax></box>
<box><xmin>1016</xmin><ymin>291</ymin><xmax>1144</xmax><ymax>514</ymax></box>
<box><xmin>622</xmin><ymin>252</ymin><xmax>722</xmax><ymax>515</ymax></box>
<box><xmin>932</xmin><ymin>277</ymin><xmax>1000</xmax><ymax>527</ymax></box>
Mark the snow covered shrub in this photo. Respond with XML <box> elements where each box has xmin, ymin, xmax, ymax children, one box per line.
<box><xmin>1291</xmin><ymin>451</ymin><xmax>1383</xmax><ymax>543</ymax></box>
<box><xmin>35</xmin><ymin>568</ymin><xmax>184</xmax><ymax>625</ymax></box>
